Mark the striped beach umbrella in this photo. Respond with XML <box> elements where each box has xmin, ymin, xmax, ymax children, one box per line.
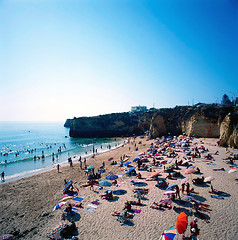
<box><xmin>159</xmin><ymin>228</ymin><xmax>176</xmax><ymax>240</ymax></box>
<box><xmin>53</xmin><ymin>201</ymin><xmax>67</xmax><ymax>211</ymax></box>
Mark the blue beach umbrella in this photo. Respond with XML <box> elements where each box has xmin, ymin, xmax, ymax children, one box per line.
<box><xmin>166</xmin><ymin>184</ymin><xmax>178</xmax><ymax>191</ymax></box>
<box><xmin>126</xmin><ymin>167</ymin><xmax>136</xmax><ymax>174</ymax></box>
<box><xmin>105</xmin><ymin>174</ymin><xmax>118</xmax><ymax>180</ymax></box>
<box><xmin>124</xmin><ymin>162</ymin><xmax>131</xmax><ymax>166</ymax></box>
<box><xmin>87</xmin><ymin>166</ymin><xmax>95</xmax><ymax>170</ymax></box>
<box><xmin>99</xmin><ymin>180</ymin><xmax>112</xmax><ymax>187</ymax></box>
<box><xmin>63</xmin><ymin>180</ymin><xmax>73</xmax><ymax>193</ymax></box>
<box><xmin>133</xmin><ymin>158</ymin><xmax>140</xmax><ymax>162</ymax></box>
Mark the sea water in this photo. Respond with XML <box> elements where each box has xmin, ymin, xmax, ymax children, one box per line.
<box><xmin>0</xmin><ymin>122</ymin><xmax>124</xmax><ymax>182</ymax></box>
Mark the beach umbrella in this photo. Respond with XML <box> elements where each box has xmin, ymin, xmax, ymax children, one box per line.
<box><xmin>138</xmin><ymin>152</ymin><xmax>145</xmax><ymax>156</ymax></box>
<box><xmin>159</xmin><ymin>228</ymin><xmax>176</xmax><ymax>240</ymax></box>
<box><xmin>151</xmin><ymin>171</ymin><xmax>161</xmax><ymax>178</ymax></box>
<box><xmin>180</xmin><ymin>178</ymin><xmax>189</xmax><ymax>185</ymax></box>
<box><xmin>176</xmin><ymin>212</ymin><xmax>188</xmax><ymax>234</ymax></box>
<box><xmin>87</xmin><ymin>166</ymin><xmax>95</xmax><ymax>170</ymax></box>
<box><xmin>154</xmin><ymin>153</ymin><xmax>160</xmax><ymax>157</ymax></box>
<box><xmin>63</xmin><ymin>179</ymin><xmax>73</xmax><ymax>193</ymax></box>
<box><xmin>166</xmin><ymin>184</ymin><xmax>178</xmax><ymax>191</ymax></box>
<box><xmin>182</xmin><ymin>160</ymin><xmax>190</xmax><ymax>165</ymax></box>
<box><xmin>228</xmin><ymin>169</ymin><xmax>237</xmax><ymax>173</ymax></box>
<box><xmin>133</xmin><ymin>158</ymin><xmax>140</xmax><ymax>162</ymax></box>
<box><xmin>53</xmin><ymin>201</ymin><xmax>67</xmax><ymax>211</ymax></box>
<box><xmin>204</xmin><ymin>176</ymin><xmax>215</xmax><ymax>182</ymax></box>
<box><xmin>184</xmin><ymin>168</ymin><xmax>195</xmax><ymax>174</ymax></box>
<box><xmin>99</xmin><ymin>180</ymin><xmax>112</xmax><ymax>187</ymax></box>
<box><xmin>126</xmin><ymin>167</ymin><xmax>136</xmax><ymax>174</ymax></box>
<box><xmin>106</xmin><ymin>174</ymin><xmax>118</xmax><ymax>180</ymax></box>
<box><xmin>59</xmin><ymin>196</ymin><xmax>73</xmax><ymax>202</ymax></box>
<box><xmin>163</xmin><ymin>190</ymin><xmax>176</xmax><ymax>195</ymax></box>
<box><xmin>124</xmin><ymin>162</ymin><xmax>131</xmax><ymax>166</ymax></box>
<box><xmin>181</xmin><ymin>195</ymin><xmax>194</xmax><ymax>202</ymax></box>
<box><xmin>0</xmin><ymin>234</ymin><xmax>14</xmax><ymax>240</ymax></box>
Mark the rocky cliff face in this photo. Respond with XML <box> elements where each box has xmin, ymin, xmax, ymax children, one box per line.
<box><xmin>69</xmin><ymin>112</ymin><xmax>154</xmax><ymax>138</ymax></box>
<box><xmin>68</xmin><ymin>105</ymin><xmax>238</xmax><ymax>147</ymax></box>
<box><xmin>219</xmin><ymin>112</ymin><xmax>238</xmax><ymax>148</ymax></box>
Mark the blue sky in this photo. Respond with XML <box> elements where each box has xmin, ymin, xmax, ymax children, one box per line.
<box><xmin>0</xmin><ymin>0</ymin><xmax>237</xmax><ymax>121</ymax></box>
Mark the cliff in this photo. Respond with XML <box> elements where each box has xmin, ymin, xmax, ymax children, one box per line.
<box><xmin>64</xmin><ymin>119</ymin><xmax>73</xmax><ymax>128</ymax></box>
<box><xmin>219</xmin><ymin>112</ymin><xmax>238</xmax><ymax>148</ymax></box>
<box><xmin>68</xmin><ymin>105</ymin><xmax>238</xmax><ymax>147</ymax></box>
<box><xmin>69</xmin><ymin>112</ymin><xmax>154</xmax><ymax>138</ymax></box>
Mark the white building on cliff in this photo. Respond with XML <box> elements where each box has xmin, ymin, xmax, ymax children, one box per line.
<box><xmin>131</xmin><ymin>106</ymin><xmax>147</xmax><ymax>113</ymax></box>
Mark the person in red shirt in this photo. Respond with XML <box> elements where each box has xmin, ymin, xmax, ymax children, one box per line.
<box><xmin>190</xmin><ymin>218</ymin><xmax>199</xmax><ymax>240</ymax></box>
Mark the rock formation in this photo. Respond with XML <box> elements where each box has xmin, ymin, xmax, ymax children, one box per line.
<box><xmin>66</xmin><ymin>105</ymin><xmax>238</xmax><ymax>147</ymax></box>
<box><xmin>219</xmin><ymin>112</ymin><xmax>238</xmax><ymax>148</ymax></box>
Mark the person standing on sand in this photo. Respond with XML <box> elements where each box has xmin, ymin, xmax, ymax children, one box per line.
<box><xmin>181</xmin><ymin>183</ymin><xmax>185</xmax><ymax>194</ymax></box>
<box><xmin>84</xmin><ymin>158</ymin><xmax>87</xmax><ymax>169</ymax></box>
<box><xmin>90</xmin><ymin>179</ymin><xmax>94</xmax><ymax>191</ymax></box>
<box><xmin>190</xmin><ymin>218</ymin><xmax>199</xmax><ymax>240</ymax></box>
<box><xmin>57</xmin><ymin>164</ymin><xmax>60</xmax><ymax>173</ymax></box>
<box><xmin>1</xmin><ymin>171</ymin><xmax>5</xmax><ymax>181</ymax></box>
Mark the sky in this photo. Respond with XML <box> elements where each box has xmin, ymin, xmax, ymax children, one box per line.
<box><xmin>0</xmin><ymin>0</ymin><xmax>237</xmax><ymax>122</ymax></box>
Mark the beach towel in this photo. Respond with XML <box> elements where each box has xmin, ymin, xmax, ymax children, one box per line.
<box><xmin>131</xmin><ymin>209</ymin><xmax>142</xmax><ymax>213</ymax></box>
<box><xmin>71</xmin><ymin>207</ymin><xmax>80</xmax><ymax>213</ymax></box>
<box><xmin>72</xmin><ymin>197</ymin><xmax>84</xmax><ymax>202</ymax></box>
<box><xmin>84</xmin><ymin>207</ymin><xmax>96</xmax><ymax>213</ymax></box>
<box><xmin>211</xmin><ymin>195</ymin><xmax>224</xmax><ymax>200</ymax></box>
<box><xmin>87</xmin><ymin>204</ymin><xmax>98</xmax><ymax>209</ymax></box>
<box><xmin>91</xmin><ymin>201</ymin><xmax>101</xmax><ymax>205</ymax></box>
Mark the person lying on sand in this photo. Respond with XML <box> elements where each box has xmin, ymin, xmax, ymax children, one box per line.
<box><xmin>100</xmin><ymin>191</ymin><xmax>114</xmax><ymax>200</ymax></box>
<box><xmin>192</xmin><ymin>176</ymin><xmax>204</xmax><ymax>185</ymax></box>
<box><xmin>112</xmin><ymin>210</ymin><xmax>134</xmax><ymax>218</ymax></box>
<box><xmin>191</xmin><ymin>201</ymin><xmax>212</xmax><ymax>213</ymax></box>
<box><xmin>128</xmin><ymin>200</ymin><xmax>144</xmax><ymax>206</ymax></box>
<box><xmin>151</xmin><ymin>201</ymin><xmax>172</xmax><ymax>210</ymax></box>
<box><xmin>150</xmin><ymin>203</ymin><xmax>165</xmax><ymax>210</ymax></box>
<box><xmin>213</xmin><ymin>168</ymin><xmax>225</xmax><ymax>171</ymax></box>
<box><xmin>133</xmin><ymin>188</ymin><xmax>149</xmax><ymax>194</ymax></box>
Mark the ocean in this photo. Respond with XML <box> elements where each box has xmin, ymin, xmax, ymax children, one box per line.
<box><xmin>0</xmin><ymin>122</ymin><xmax>124</xmax><ymax>182</ymax></box>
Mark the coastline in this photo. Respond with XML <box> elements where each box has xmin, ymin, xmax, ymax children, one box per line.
<box><xmin>0</xmin><ymin>137</ymin><xmax>237</xmax><ymax>239</ymax></box>
<box><xmin>1</xmin><ymin>138</ymin><xmax>126</xmax><ymax>183</ymax></box>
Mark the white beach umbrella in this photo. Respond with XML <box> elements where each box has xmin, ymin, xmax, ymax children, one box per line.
<box><xmin>204</xmin><ymin>176</ymin><xmax>215</xmax><ymax>182</ymax></box>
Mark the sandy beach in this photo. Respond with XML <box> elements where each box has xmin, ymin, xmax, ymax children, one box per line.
<box><xmin>0</xmin><ymin>136</ymin><xmax>237</xmax><ymax>240</ymax></box>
